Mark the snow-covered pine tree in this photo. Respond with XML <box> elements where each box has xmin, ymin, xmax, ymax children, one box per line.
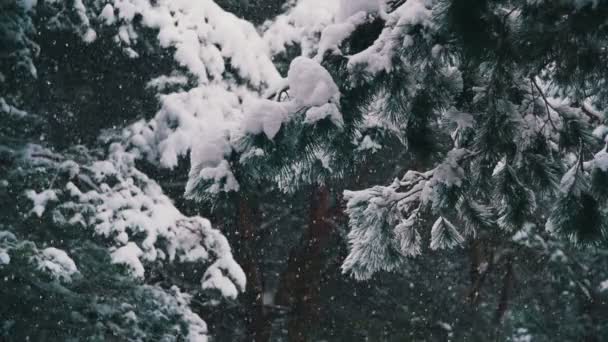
<box><xmin>327</xmin><ymin>1</ymin><xmax>608</xmax><ymax>338</ymax></box>
<box><xmin>0</xmin><ymin>137</ymin><xmax>245</xmax><ymax>341</ymax></box>
<box><xmin>4</xmin><ymin>0</ymin><xmax>608</xmax><ymax>340</ymax></box>
<box><xmin>327</xmin><ymin>0</ymin><xmax>608</xmax><ymax>278</ymax></box>
<box><xmin>183</xmin><ymin>1</ymin><xmax>437</xmax><ymax>339</ymax></box>
<box><xmin>1</xmin><ymin>0</ymin><xmax>259</xmax><ymax>340</ymax></box>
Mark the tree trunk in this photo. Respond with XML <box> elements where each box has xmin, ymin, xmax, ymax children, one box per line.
<box><xmin>467</xmin><ymin>238</ymin><xmax>493</xmax><ymax>305</ymax></box>
<box><xmin>582</xmin><ymin>288</ymin><xmax>604</xmax><ymax>342</ymax></box>
<box><xmin>237</xmin><ymin>194</ymin><xmax>272</xmax><ymax>342</ymax></box>
<box><xmin>275</xmin><ymin>185</ymin><xmax>334</xmax><ymax>342</ymax></box>
<box><xmin>494</xmin><ymin>255</ymin><xmax>514</xmax><ymax>324</ymax></box>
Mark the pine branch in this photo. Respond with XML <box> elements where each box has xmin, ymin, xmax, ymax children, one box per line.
<box><xmin>532</xmin><ymin>77</ymin><xmax>603</xmax><ymax>126</ymax></box>
<box><xmin>386</xmin><ymin>0</ymin><xmax>408</xmax><ymax>13</ymax></box>
<box><xmin>531</xmin><ymin>77</ymin><xmax>557</xmax><ymax>130</ymax></box>
<box><xmin>581</xmin><ymin>102</ymin><xmax>603</xmax><ymax>123</ymax></box>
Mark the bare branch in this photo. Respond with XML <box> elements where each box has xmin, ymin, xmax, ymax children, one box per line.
<box><xmin>531</xmin><ymin>77</ymin><xmax>557</xmax><ymax>130</ymax></box>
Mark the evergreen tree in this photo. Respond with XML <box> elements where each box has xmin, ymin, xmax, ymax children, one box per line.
<box><xmin>1</xmin><ymin>0</ymin><xmax>249</xmax><ymax>340</ymax></box>
<box><xmin>3</xmin><ymin>0</ymin><xmax>608</xmax><ymax>341</ymax></box>
<box><xmin>321</xmin><ymin>0</ymin><xmax>608</xmax><ymax>275</ymax></box>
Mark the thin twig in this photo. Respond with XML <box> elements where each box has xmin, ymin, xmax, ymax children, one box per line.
<box><xmin>577</xmin><ymin>139</ymin><xmax>585</xmax><ymax>170</ymax></box>
<box><xmin>531</xmin><ymin>77</ymin><xmax>557</xmax><ymax>130</ymax></box>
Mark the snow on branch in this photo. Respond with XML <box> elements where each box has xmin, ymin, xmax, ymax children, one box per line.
<box><xmin>347</xmin><ymin>0</ymin><xmax>434</xmax><ymax>75</ymax></box>
<box><xmin>342</xmin><ymin>148</ymin><xmax>481</xmax><ymax>279</ymax></box>
<box><xmin>21</xmin><ymin>143</ymin><xmax>245</xmax><ymax>298</ymax></box>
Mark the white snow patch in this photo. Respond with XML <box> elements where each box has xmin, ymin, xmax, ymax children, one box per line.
<box><xmin>0</xmin><ymin>249</ymin><xmax>9</xmax><ymax>265</ymax></box>
<box><xmin>202</xmin><ymin>256</ymin><xmax>247</xmax><ymax>300</ymax></box>
<box><xmin>0</xmin><ymin>231</ymin><xmax>16</xmax><ymax>241</ymax></box>
<box><xmin>304</xmin><ymin>103</ymin><xmax>343</xmax><ymax>127</ymax></box>
<box><xmin>111</xmin><ymin>242</ymin><xmax>145</xmax><ymax>278</ymax></box>
<box><xmin>99</xmin><ymin>4</ymin><xmax>116</xmax><ymax>25</ymax></box>
<box><xmin>83</xmin><ymin>28</ymin><xmax>97</xmax><ymax>43</ymax></box>
<box><xmin>186</xmin><ymin>128</ymin><xmax>240</xmax><ymax>196</ymax></box>
<box><xmin>348</xmin><ymin>0</ymin><xmax>433</xmax><ymax>74</ymax></box>
<box><xmin>430</xmin><ymin>216</ymin><xmax>464</xmax><ymax>250</ymax></box>
<box><xmin>26</xmin><ymin>189</ymin><xmax>58</xmax><ymax>217</ymax></box>
<box><xmin>492</xmin><ymin>158</ymin><xmax>506</xmax><ymax>177</ymax></box>
<box><xmin>446</xmin><ymin>110</ymin><xmax>474</xmax><ymax>130</ymax></box>
<box><xmin>109</xmin><ymin>0</ymin><xmax>280</xmax><ymax>85</ymax></box>
<box><xmin>263</xmin><ymin>0</ymin><xmax>340</xmax><ymax>56</ymax></box>
<box><xmin>91</xmin><ymin>160</ymin><xmax>118</xmax><ymax>181</ymax></box>
<box><xmin>194</xmin><ymin>160</ymin><xmax>240</xmax><ymax>194</ymax></box>
<box><xmin>243</xmin><ymin>98</ymin><xmax>294</xmax><ymax>139</ymax></box>
<box><xmin>432</xmin><ymin>149</ymin><xmax>467</xmax><ymax>187</ymax></box>
<box><xmin>357</xmin><ymin>135</ymin><xmax>382</xmax><ymax>152</ymax></box>
<box><xmin>288</xmin><ymin>57</ymin><xmax>340</xmax><ymax>107</ymax></box>
<box><xmin>315</xmin><ymin>11</ymin><xmax>368</xmax><ymax>61</ymax></box>
<box><xmin>123</xmin><ymin>310</ymin><xmax>137</xmax><ymax>322</ymax></box>
<box><xmin>592</xmin><ymin>125</ymin><xmax>608</xmax><ymax>140</ymax></box>
<box><xmin>0</xmin><ymin>98</ymin><xmax>28</xmax><ymax>117</ymax></box>
<box><xmin>146</xmin><ymin>75</ymin><xmax>189</xmax><ymax>91</ymax></box>
<box><xmin>559</xmin><ymin>165</ymin><xmax>580</xmax><ymax>194</ymax></box>
<box><xmin>39</xmin><ymin>247</ymin><xmax>78</xmax><ymax>280</ymax></box>
<box><xmin>337</xmin><ymin>0</ymin><xmax>383</xmax><ymax>22</ymax></box>
<box><xmin>19</xmin><ymin>0</ymin><xmax>37</xmax><ymax>11</ymax></box>
<box><xmin>593</xmin><ymin>149</ymin><xmax>608</xmax><ymax>172</ymax></box>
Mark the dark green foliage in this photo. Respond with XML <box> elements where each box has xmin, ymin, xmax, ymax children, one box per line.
<box><xmin>549</xmin><ymin>167</ymin><xmax>607</xmax><ymax>244</ymax></box>
<box><xmin>591</xmin><ymin>165</ymin><xmax>608</xmax><ymax>201</ymax></box>
<box><xmin>559</xmin><ymin>115</ymin><xmax>596</xmax><ymax>152</ymax></box>
<box><xmin>343</xmin><ymin>17</ymin><xmax>386</xmax><ymax>55</ymax></box>
<box><xmin>0</xmin><ymin>0</ymin><xmax>37</xmax><ymax>86</ymax></box>
<box><xmin>216</xmin><ymin>0</ymin><xmax>287</xmax><ymax>24</ymax></box>
<box><xmin>519</xmin><ymin>1</ymin><xmax>608</xmax><ymax>103</ymax></box>
<box><xmin>0</xmin><ymin>144</ymin><xmax>208</xmax><ymax>341</ymax></box>
<box><xmin>552</xmin><ymin>191</ymin><xmax>606</xmax><ymax>244</ymax></box>
<box><xmin>431</xmin><ymin>182</ymin><xmax>462</xmax><ymax>213</ymax></box>
<box><xmin>0</xmin><ymin>241</ymin><xmax>197</xmax><ymax>341</ymax></box>
<box><xmin>33</xmin><ymin>29</ymin><xmax>172</xmax><ymax>147</ymax></box>
<box><xmin>493</xmin><ymin>164</ymin><xmax>536</xmax><ymax>231</ymax></box>
<box><xmin>456</xmin><ymin>197</ymin><xmax>495</xmax><ymax>236</ymax></box>
<box><xmin>473</xmin><ymin>102</ymin><xmax>519</xmax><ymax>166</ymax></box>
<box><xmin>0</xmin><ymin>2</ymin><xmax>219</xmax><ymax>339</ymax></box>
<box><xmin>443</xmin><ymin>0</ymin><xmax>496</xmax><ymax>58</ymax></box>
<box><xmin>517</xmin><ymin>136</ymin><xmax>563</xmax><ymax>198</ymax></box>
